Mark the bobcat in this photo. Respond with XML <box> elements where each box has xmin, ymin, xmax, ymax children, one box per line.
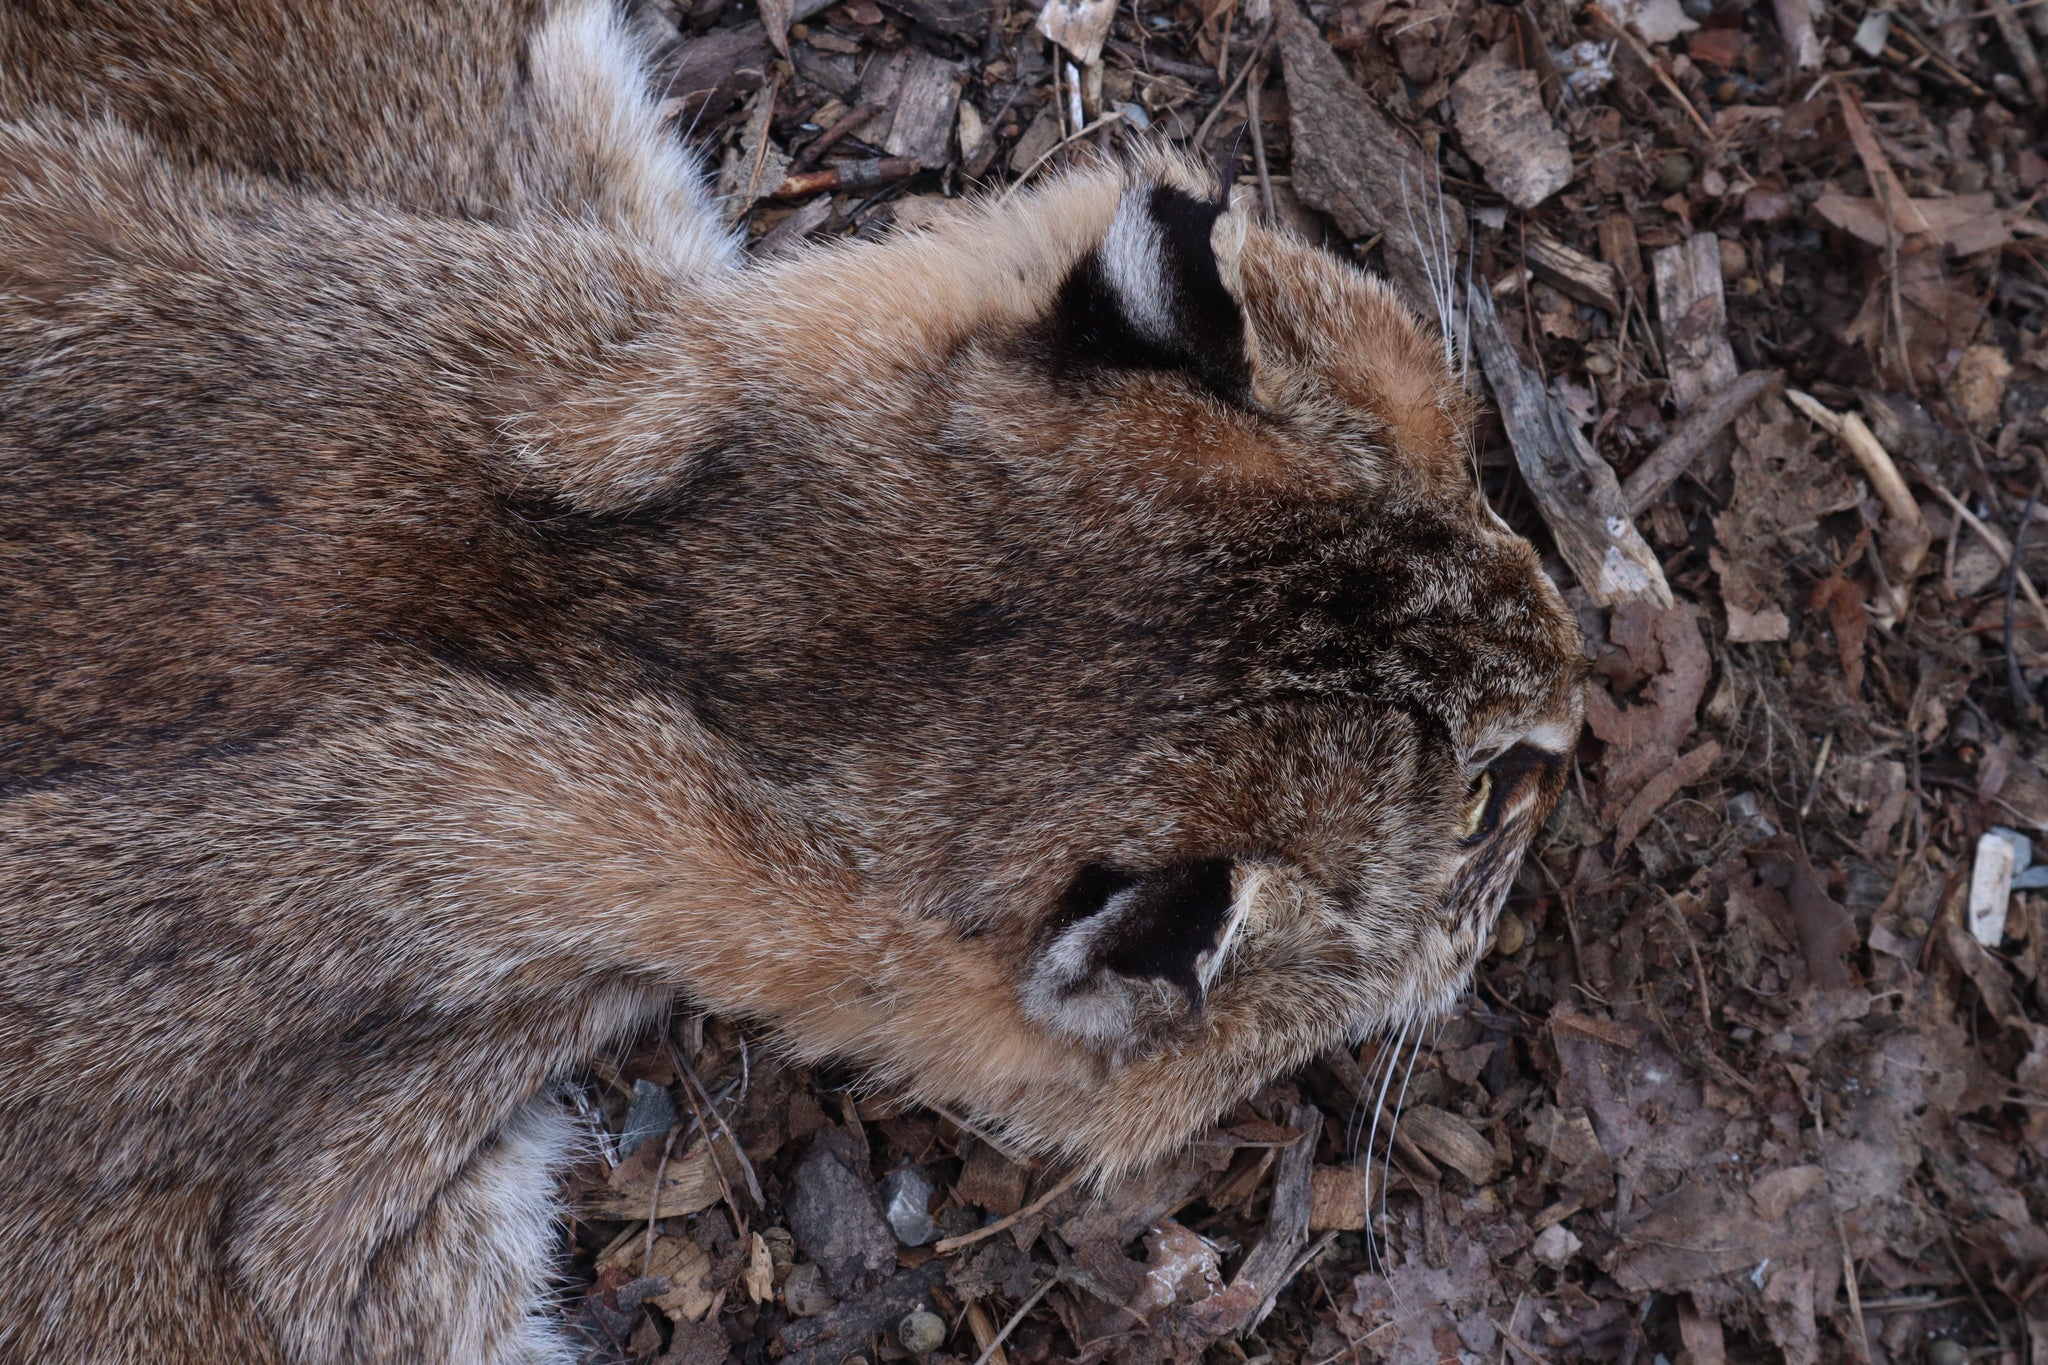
<box><xmin>0</xmin><ymin>1</ymin><xmax>1584</xmax><ymax>1359</ymax></box>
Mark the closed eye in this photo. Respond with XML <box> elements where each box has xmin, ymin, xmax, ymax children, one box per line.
<box><xmin>1456</xmin><ymin>771</ymin><xmax>1492</xmax><ymax>839</ymax></box>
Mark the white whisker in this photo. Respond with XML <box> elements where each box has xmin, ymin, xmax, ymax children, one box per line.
<box><xmin>1360</xmin><ymin>1018</ymin><xmax>1409</xmax><ymax>1274</ymax></box>
<box><xmin>1379</xmin><ymin>1022</ymin><xmax>1433</xmax><ymax>1242</ymax></box>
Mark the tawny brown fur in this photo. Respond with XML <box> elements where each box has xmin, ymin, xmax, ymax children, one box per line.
<box><xmin>0</xmin><ymin>3</ymin><xmax>1584</xmax><ymax>1360</ymax></box>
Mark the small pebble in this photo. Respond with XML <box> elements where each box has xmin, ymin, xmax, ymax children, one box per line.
<box><xmin>1655</xmin><ymin>152</ymin><xmax>1695</xmax><ymax>194</ymax></box>
<box><xmin>899</xmin><ymin>1309</ymin><xmax>947</xmax><ymax>1355</ymax></box>
<box><xmin>616</xmin><ymin>1079</ymin><xmax>675</xmax><ymax>1161</ymax></box>
<box><xmin>879</xmin><ymin>1167</ymin><xmax>938</xmax><ymax>1246</ymax></box>
<box><xmin>783</xmin><ymin>1262</ymin><xmax>834</xmax><ymax>1318</ymax></box>
<box><xmin>1717</xmin><ymin>238</ymin><xmax>1749</xmax><ymax>281</ymax></box>
<box><xmin>1926</xmin><ymin>1340</ymin><xmax>1968</xmax><ymax>1365</ymax></box>
<box><xmin>1492</xmin><ymin>911</ymin><xmax>1528</xmax><ymax>958</ymax></box>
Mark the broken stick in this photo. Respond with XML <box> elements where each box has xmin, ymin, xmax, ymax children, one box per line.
<box><xmin>1923</xmin><ymin>482</ymin><xmax>2048</xmax><ymax>641</ymax></box>
<box><xmin>767</xmin><ymin>156</ymin><xmax>918</xmax><ymax>200</ymax></box>
<box><xmin>1185</xmin><ymin>1104</ymin><xmax>1320</xmax><ymax>1336</ymax></box>
<box><xmin>1621</xmin><ymin>369</ymin><xmax>1782</xmax><ymax>515</ymax></box>
<box><xmin>1469</xmin><ymin>286</ymin><xmax>1673</xmax><ymax>609</ymax></box>
<box><xmin>1784</xmin><ymin>388</ymin><xmax>1934</xmax><ymax>580</ymax></box>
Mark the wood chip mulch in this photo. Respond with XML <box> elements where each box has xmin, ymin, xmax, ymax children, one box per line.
<box><xmin>559</xmin><ymin>0</ymin><xmax>2048</xmax><ymax>1358</ymax></box>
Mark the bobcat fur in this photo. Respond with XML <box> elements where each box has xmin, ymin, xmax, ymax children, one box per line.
<box><xmin>0</xmin><ymin>2</ymin><xmax>1584</xmax><ymax>1359</ymax></box>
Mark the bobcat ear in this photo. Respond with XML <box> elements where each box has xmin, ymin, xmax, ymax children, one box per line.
<box><xmin>1046</xmin><ymin>184</ymin><xmax>1257</xmax><ymax>405</ymax></box>
<box><xmin>1022</xmin><ymin>859</ymin><xmax>1252</xmax><ymax>1050</ymax></box>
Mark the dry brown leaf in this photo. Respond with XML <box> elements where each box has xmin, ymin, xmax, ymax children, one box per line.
<box><xmin>1788</xmin><ymin>856</ymin><xmax>1859</xmax><ymax>990</ymax></box>
<box><xmin>1584</xmin><ymin>602</ymin><xmax>1712</xmax><ymax>838</ymax></box>
<box><xmin>758</xmin><ymin>0</ymin><xmax>795</xmax><ymax>56</ymax></box>
<box><xmin>598</xmin><ymin>1233</ymin><xmax>717</xmax><ymax>1322</ymax></box>
<box><xmin>1815</xmin><ymin>190</ymin><xmax>2015</xmax><ymax>257</ymax></box>
<box><xmin>1398</xmin><ymin>1104</ymin><xmax>1501</xmax><ymax>1184</ymax></box>
<box><xmin>1807</xmin><ymin>572</ymin><xmax>1868</xmax><ymax>697</ymax></box>
<box><xmin>1128</xmin><ymin>1220</ymin><xmax>1224</xmax><ymax>1316</ymax></box>
<box><xmin>1677</xmin><ymin>1302</ymin><xmax>1730</xmax><ymax>1365</ymax></box>
<box><xmin>1844</xmin><ymin>238</ymin><xmax>1983</xmax><ymax>390</ymax></box>
<box><xmin>1748</xmin><ymin>1164</ymin><xmax>1826</xmax><ymax>1221</ymax></box>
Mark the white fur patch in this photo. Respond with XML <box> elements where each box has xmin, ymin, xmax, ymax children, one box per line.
<box><xmin>492</xmin><ymin>1099</ymin><xmax>582</xmax><ymax>1365</ymax></box>
<box><xmin>1196</xmin><ymin>863</ymin><xmax>1269</xmax><ymax>991</ymax></box>
<box><xmin>1019</xmin><ymin>889</ymin><xmax>1142</xmax><ymax>1047</ymax></box>
<box><xmin>1098</xmin><ymin>190</ymin><xmax>1178</xmax><ymax>348</ymax></box>
<box><xmin>521</xmin><ymin>0</ymin><xmax>737</xmax><ymax>273</ymax></box>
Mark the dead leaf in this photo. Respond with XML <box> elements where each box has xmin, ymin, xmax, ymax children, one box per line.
<box><xmin>1612</xmin><ymin>739</ymin><xmax>1720</xmax><ymax>852</ymax></box>
<box><xmin>759</xmin><ymin>0</ymin><xmax>795</xmax><ymax>56</ymax></box>
<box><xmin>1723</xmin><ymin>596</ymin><xmax>1791</xmax><ymax>642</ymax></box>
<box><xmin>1128</xmin><ymin>1220</ymin><xmax>1224</xmax><ymax>1316</ymax></box>
<box><xmin>1036</xmin><ymin>0</ymin><xmax>1117</xmax><ymax>63</ymax></box>
<box><xmin>1677</xmin><ymin>1301</ymin><xmax>1729</xmax><ymax>1365</ymax></box>
<box><xmin>1949</xmin><ymin>343</ymin><xmax>2012</xmax><ymax>430</ymax></box>
<box><xmin>1787</xmin><ymin>856</ymin><xmax>1860</xmax><ymax>990</ymax></box>
<box><xmin>1941</xmin><ymin>910</ymin><xmax>2027</xmax><ymax>1029</ymax></box>
<box><xmin>1844</xmin><ymin>238</ymin><xmax>1983</xmax><ymax>390</ymax></box>
<box><xmin>1748</xmin><ymin>1164</ymin><xmax>1826</xmax><ymax>1221</ymax></box>
<box><xmin>1760</xmin><ymin>1260</ymin><xmax>1820</xmax><ymax>1365</ymax></box>
<box><xmin>599</xmin><ymin>1234</ymin><xmax>717</xmax><ymax>1322</ymax></box>
<box><xmin>1815</xmin><ymin>190</ymin><xmax>2015</xmax><ymax>258</ymax></box>
<box><xmin>1714</xmin><ymin>397</ymin><xmax>1863</xmax><ymax>636</ymax></box>
<box><xmin>1807</xmin><ymin>573</ymin><xmax>1868</xmax><ymax>696</ymax></box>
<box><xmin>1584</xmin><ymin>602</ymin><xmax>1713</xmax><ymax>836</ymax></box>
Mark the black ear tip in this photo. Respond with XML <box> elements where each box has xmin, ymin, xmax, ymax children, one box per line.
<box><xmin>1040</xmin><ymin>180</ymin><xmax>1254</xmax><ymax>405</ymax></box>
<box><xmin>1092</xmin><ymin>857</ymin><xmax>1238</xmax><ymax>996</ymax></box>
<box><xmin>1054</xmin><ymin>862</ymin><xmax>1140</xmax><ymax>931</ymax></box>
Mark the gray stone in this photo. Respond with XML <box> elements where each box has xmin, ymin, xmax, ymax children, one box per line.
<box><xmin>616</xmin><ymin>1079</ymin><xmax>674</xmax><ymax>1161</ymax></box>
<box><xmin>879</xmin><ymin>1167</ymin><xmax>937</xmax><ymax>1246</ymax></box>
<box><xmin>785</xmin><ymin>1129</ymin><xmax>895</xmax><ymax>1295</ymax></box>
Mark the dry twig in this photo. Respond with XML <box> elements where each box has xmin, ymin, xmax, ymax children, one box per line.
<box><xmin>1621</xmin><ymin>370</ymin><xmax>1782</xmax><ymax>514</ymax></box>
<box><xmin>932</xmin><ymin>1168</ymin><xmax>1082</xmax><ymax>1253</ymax></box>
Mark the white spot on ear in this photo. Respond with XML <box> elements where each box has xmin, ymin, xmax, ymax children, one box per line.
<box><xmin>1019</xmin><ymin>889</ymin><xmax>1142</xmax><ymax>1048</ymax></box>
<box><xmin>1100</xmin><ymin>189</ymin><xmax>1178</xmax><ymax>348</ymax></box>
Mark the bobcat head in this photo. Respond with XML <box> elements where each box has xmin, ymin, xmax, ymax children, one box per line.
<box><xmin>525</xmin><ymin>153</ymin><xmax>1587</xmax><ymax>1175</ymax></box>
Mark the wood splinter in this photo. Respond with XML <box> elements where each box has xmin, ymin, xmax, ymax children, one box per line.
<box><xmin>1469</xmin><ymin>285</ymin><xmax>1673</xmax><ymax>610</ymax></box>
<box><xmin>1786</xmin><ymin>388</ymin><xmax>1932</xmax><ymax>576</ymax></box>
<box><xmin>1621</xmin><ymin>369</ymin><xmax>1782</xmax><ymax>515</ymax></box>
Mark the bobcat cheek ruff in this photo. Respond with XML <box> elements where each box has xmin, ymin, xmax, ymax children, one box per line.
<box><xmin>1</xmin><ymin>3</ymin><xmax>1581</xmax><ymax>1358</ymax></box>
